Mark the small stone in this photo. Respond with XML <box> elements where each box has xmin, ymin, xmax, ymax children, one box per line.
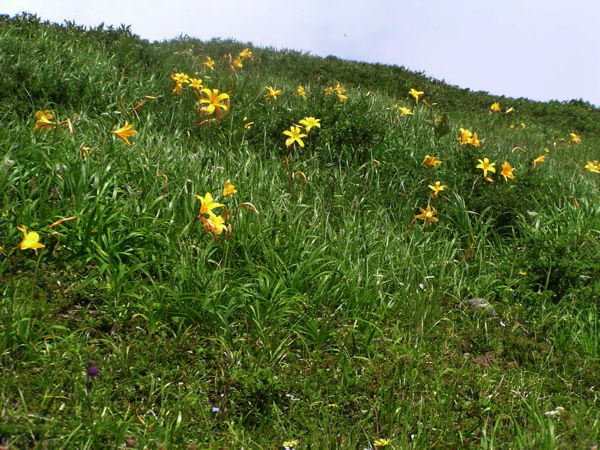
<box><xmin>465</xmin><ymin>298</ymin><xmax>497</xmax><ymax>317</ymax></box>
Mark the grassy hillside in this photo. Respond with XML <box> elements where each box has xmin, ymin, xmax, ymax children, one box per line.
<box><xmin>1</xmin><ymin>13</ymin><xmax>599</xmax><ymax>449</ymax></box>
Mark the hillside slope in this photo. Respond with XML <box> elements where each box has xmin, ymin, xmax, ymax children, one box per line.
<box><xmin>1</xmin><ymin>14</ymin><xmax>599</xmax><ymax>449</ymax></box>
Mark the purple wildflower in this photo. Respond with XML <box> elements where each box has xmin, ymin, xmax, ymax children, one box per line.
<box><xmin>87</xmin><ymin>364</ymin><xmax>100</xmax><ymax>378</ymax></box>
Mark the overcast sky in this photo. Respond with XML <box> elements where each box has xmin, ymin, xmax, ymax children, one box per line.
<box><xmin>4</xmin><ymin>0</ymin><xmax>600</xmax><ymax>106</ymax></box>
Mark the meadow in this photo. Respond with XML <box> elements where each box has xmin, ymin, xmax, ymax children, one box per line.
<box><xmin>0</xmin><ymin>14</ymin><xmax>599</xmax><ymax>449</ymax></box>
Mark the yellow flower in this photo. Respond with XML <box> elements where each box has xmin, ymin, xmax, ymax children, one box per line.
<box><xmin>111</xmin><ymin>121</ymin><xmax>138</xmax><ymax>146</ymax></box>
<box><xmin>231</xmin><ymin>57</ymin><xmax>243</xmax><ymax>70</ymax></box>
<box><xmin>532</xmin><ymin>155</ymin><xmax>546</xmax><ymax>165</ymax></box>
<box><xmin>476</xmin><ymin>158</ymin><xmax>496</xmax><ymax>177</ymax></box>
<box><xmin>520</xmin><ymin>123</ymin><xmax>527</xmax><ymax>129</ymax></box>
<box><xmin>170</xmin><ymin>72</ymin><xmax>190</xmax><ymax>84</ymax></box>
<box><xmin>188</xmin><ymin>78</ymin><xmax>203</xmax><ymax>90</ymax></box>
<box><xmin>324</xmin><ymin>86</ymin><xmax>335</xmax><ymax>95</ymax></box>
<box><xmin>428</xmin><ymin>181</ymin><xmax>446</xmax><ymax>198</ymax></box>
<box><xmin>414</xmin><ymin>204</ymin><xmax>439</xmax><ymax>228</ymax></box>
<box><xmin>459</xmin><ymin>128</ymin><xmax>472</xmax><ymax>145</ymax></box>
<box><xmin>423</xmin><ymin>155</ymin><xmax>442</xmax><ymax>168</ymax></box>
<box><xmin>459</xmin><ymin>128</ymin><xmax>480</xmax><ymax>147</ymax></box>
<box><xmin>334</xmin><ymin>81</ymin><xmax>346</xmax><ymax>95</ymax></box>
<box><xmin>17</xmin><ymin>225</ymin><xmax>45</xmax><ymax>254</ymax></box>
<box><xmin>409</xmin><ymin>88</ymin><xmax>424</xmax><ymax>102</ymax></box>
<box><xmin>172</xmin><ymin>83</ymin><xmax>184</xmax><ymax>95</ymax></box>
<box><xmin>505</xmin><ymin>106</ymin><xmax>515</xmax><ymax>114</ymax></box>
<box><xmin>374</xmin><ymin>438</ymin><xmax>391</xmax><ymax>448</ymax></box>
<box><xmin>490</xmin><ymin>102</ymin><xmax>501</xmax><ymax>112</ymax></box>
<box><xmin>265</xmin><ymin>86</ymin><xmax>282</xmax><ymax>100</ymax></box>
<box><xmin>500</xmin><ymin>161</ymin><xmax>515</xmax><ymax>181</ymax></box>
<box><xmin>337</xmin><ymin>93</ymin><xmax>348</xmax><ymax>103</ymax></box>
<box><xmin>569</xmin><ymin>133</ymin><xmax>581</xmax><ymax>144</ymax></box>
<box><xmin>35</xmin><ymin>110</ymin><xmax>54</xmax><ymax>121</ymax></box>
<box><xmin>196</xmin><ymin>192</ymin><xmax>225</xmax><ymax>215</ymax></box>
<box><xmin>397</xmin><ymin>106</ymin><xmax>413</xmax><ymax>116</ymax></box>
<box><xmin>239</xmin><ymin>48</ymin><xmax>252</xmax><ymax>59</ymax></box>
<box><xmin>223</xmin><ymin>179</ymin><xmax>237</xmax><ymax>197</ymax></box>
<box><xmin>296</xmin><ymin>86</ymin><xmax>306</xmax><ymax>98</ymax></box>
<box><xmin>283</xmin><ymin>126</ymin><xmax>307</xmax><ymax>148</ymax></box>
<box><xmin>584</xmin><ymin>160</ymin><xmax>600</xmax><ymax>173</ymax></box>
<box><xmin>283</xmin><ymin>440</ymin><xmax>299</xmax><ymax>449</ymax></box>
<box><xmin>243</xmin><ymin>116</ymin><xmax>254</xmax><ymax>129</ymax></box>
<box><xmin>198</xmin><ymin>88</ymin><xmax>230</xmax><ymax>117</ymax></box>
<box><xmin>299</xmin><ymin>117</ymin><xmax>321</xmax><ymax>133</ymax></box>
<box><xmin>484</xmin><ymin>175</ymin><xmax>494</xmax><ymax>183</ymax></box>
<box><xmin>201</xmin><ymin>57</ymin><xmax>215</xmax><ymax>70</ymax></box>
<box><xmin>201</xmin><ymin>212</ymin><xmax>227</xmax><ymax>236</ymax></box>
<box><xmin>33</xmin><ymin>111</ymin><xmax>55</xmax><ymax>130</ymax></box>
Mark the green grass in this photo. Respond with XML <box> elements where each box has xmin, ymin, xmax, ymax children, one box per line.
<box><xmin>1</xmin><ymin>13</ymin><xmax>599</xmax><ymax>449</ymax></box>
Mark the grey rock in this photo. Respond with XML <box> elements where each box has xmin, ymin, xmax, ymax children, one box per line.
<box><xmin>465</xmin><ymin>298</ymin><xmax>498</xmax><ymax>317</ymax></box>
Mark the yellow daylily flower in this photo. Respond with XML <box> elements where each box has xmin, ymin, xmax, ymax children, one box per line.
<box><xmin>239</xmin><ymin>48</ymin><xmax>252</xmax><ymax>59</ymax></box>
<box><xmin>500</xmin><ymin>161</ymin><xmax>515</xmax><ymax>181</ymax></box>
<box><xmin>172</xmin><ymin>83</ymin><xmax>184</xmax><ymax>95</ymax></box>
<box><xmin>201</xmin><ymin>212</ymin><xmax>227</xmax><ymax>236</ymax></box>
<box><xmin>337</xmin><ymin>93</ymin><xmax>348</xmax><ymax>102</ymax></box>
<box><xmin>469</xmin><ymin>132</ymin><xmax>481</xmax><ymax>147</ymax></box>
<box><xmin>569</xmin><ymin>133</ymin><xmax>581</xmax><ymax>144</ymax></box>
<box><xmin>188</xmin><ymin>78</ymin><xmax>203</xmax><ymax>90</ymax></box>
<box><xmin>33</xmin><ymin>113</ymin><xmax>55</xmax><ymax>131</ymax></box>
<box><xmin>334</xmin><ymin>82</ymin><xmax>346</xmax><ymax>95</ymax></box>
<box><xmin>532</xmin><ymin>155</ymin><xmax>546</xmax><ymax>165</ymax></box>
<box><xmin>265</xmin><ymin>86</ymin><xmax>282</xmax><ymax>101</ymax></box>
<box><xmin>198</xmin><ymin>88</ymin><xmax>230</xmax><ymax>117</ymax></box>
<box><xmin>170</xmin><ymin>73</ymin><xmax>190</xmax><ymax>85</ymax></box>
<box><xmin>459</xmin><ymin>128</ymin><xmax>480</xmax><ymax>147</ymax></box>
<box><xmin>428</xmin><ymin>181</ymin><xmax>446</xmax><ymax>198</ymax></box>
<box><xmin>17</xmin><ymin>225</ymin><xmax>45</xmax><ymax>254</ymax></box>
<box><xmin>283</xmin><ymin>126</ymin><xmax>307</xmax><ymax>148</ymax></box>
<box><xmin>409</xmin><ymin>88</ymin><xmax>424</xmax><ymax>102</ymax></box>
<box><xmin>414</xmin><ymin>204</ymin><xmax>439</xmax><ymax>228</ymax></box>
<box><xmin>196</xmin><ymin>192</ymin><xmax>225</xmax><ymax>215</ymax></box>
<box><xmin>397</xmin><ymin>106</ymin><xmax>413</xmax><ymax>116</ymax></box>
<box><xmin>35</xmin><ymin>110</ymin><xmax>54</xmax><ymax>121</ymax></box>
<box><xmin>201</xmin><ymin>56</ymin><xmax>215</xmax><ymax>70</ymax></box>
<box><xmin>476</xmin><ymin>158</ymin><xmax>496</xmax><ymax>177</ymax></box>
<box><xmin>230</xmin><ymin>57</ymin><xmax>243</xmax><ymax>70</ymax></box>
<box><xmin>459</xmin><ymin>128</ymin><xmax>473</xmax><ymax>145</ymax></box>
<box><xmin>296</xmin><ymin>86</ymin><xmax>306</xmax><ymax>98</ymax></box>
<box><xmin>243</xmin><ymin>116</ymin><xmax>254</xmax><ymax>129</ymax></box>
<box><xmin>111</xmin><ymin>121</ymin><xmax>138</xmax><ymax>146</ymax></box>
<box><xmin>423</xmin><ymin>155</ymin><xmax>442</xmax><ymax>168</ymax></box>
<box><xmin>223</xmin><ymin>179</ymin><xmax>237</xmax><ymax>197</ymax></box>
<box><xmin>299</xmin><ymin>117</ymin><xmax>321</xmax><ymax>133</ymax></box>
<box><xmin>490</xmin><ymin>102</ymin><xmax>501</xmax><ymax>112</ymax></box>
<box><xmin>584</xmin><ymin>160</ymin><xmax>600</xmax><ymax>173</ymax></box>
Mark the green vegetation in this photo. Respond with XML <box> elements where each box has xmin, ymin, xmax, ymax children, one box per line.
<box><xmin>1</xmin><ymin>13</ymin><xmax>599</xmax><ymax>449</ymax></box>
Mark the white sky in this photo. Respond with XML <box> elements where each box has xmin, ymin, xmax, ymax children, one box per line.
<box><xmin>3</xmin><ymin>0</ymin><xmax>600</xmax><ymax>105</ymax></box>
